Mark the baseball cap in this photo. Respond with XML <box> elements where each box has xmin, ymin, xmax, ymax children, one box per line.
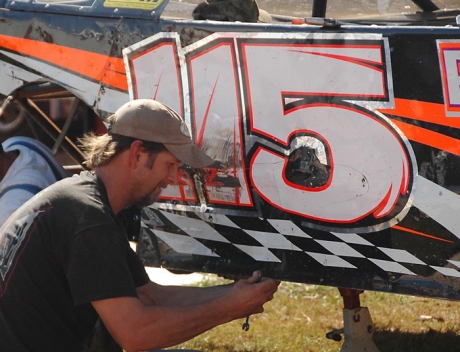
<box><xmin>108</xmin><ymin>99</ymin><xmax>215</xmax><ymax>168</ymax></box>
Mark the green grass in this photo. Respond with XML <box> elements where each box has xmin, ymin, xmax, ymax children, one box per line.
<box><xmin>165</xmin><ymin>275</ymin><xmax>460</xmax><ymax>352</ymax></box>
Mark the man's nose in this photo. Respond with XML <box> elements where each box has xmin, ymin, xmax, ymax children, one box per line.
<box><xmin>167</xmin><ymin>169</ymin><xmax>179</xmax><ymax>185</ymax></box>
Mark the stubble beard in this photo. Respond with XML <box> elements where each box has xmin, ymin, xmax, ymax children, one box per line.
<box><xmin>136</xmin><ymin>187</ymin><xmax>162</xmax><ymax>207</ymax></box>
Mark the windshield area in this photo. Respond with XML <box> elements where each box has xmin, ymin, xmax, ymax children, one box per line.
<box><xmin>163</xmin><ymin>0</ymin><xmax>460</xmax><ymax>23</ymax></box>
<box><xmin>261</xmin><ymin>0</ymin><xmax>457</xmax><ymax>18</ymax></box>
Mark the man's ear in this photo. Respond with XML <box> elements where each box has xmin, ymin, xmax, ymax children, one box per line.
<box><xmin>128</xmin><ymin>140</ymin><xmax>144</xmax><ymax>168</ymax></box>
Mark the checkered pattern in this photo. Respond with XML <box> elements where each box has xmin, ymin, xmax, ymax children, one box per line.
<box><xmin>141</xmin><ymin>208</ymin><xmax>459</xmax><ymax>279</ymax></box>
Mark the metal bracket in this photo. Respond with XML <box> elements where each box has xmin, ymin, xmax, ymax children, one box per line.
<box><xmin>339</xmin><ymin>306</ymin><xmax>380</xmax><ymax>352</ymax></box>
<box><xmin>326</xmin><ymin>288</ymin><xmax>380</xmax><ymax>352</ymax></box>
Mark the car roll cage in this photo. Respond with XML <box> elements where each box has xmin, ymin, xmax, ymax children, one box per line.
<box><xmin>0</xmin><ymin>82</ymin><xmax>86</xmax><ymax>171</ymax></box>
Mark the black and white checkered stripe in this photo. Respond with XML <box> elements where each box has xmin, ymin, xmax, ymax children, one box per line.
<box><xmin>141</xmin><ymin>208</ymin><xmax>460</xmax><ymax>279</ymax></box>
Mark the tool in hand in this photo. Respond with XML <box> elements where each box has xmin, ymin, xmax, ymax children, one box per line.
<box><xmin>242</xmin><ymin>270</ymin><xmax>262</xmax><ymax>331</ymax></box>
<box><xmin>242</xmin><ymin>316</ymin><xmax>251</xmax><ymax>331</ymax></box>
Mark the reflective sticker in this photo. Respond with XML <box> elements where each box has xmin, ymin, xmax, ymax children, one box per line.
<box><xmin>103</xmin><ymin>0</ymin><xmax>165</xmax><ymax>10</ymax></box>
<box><xmin>124</xmin><ymin>32</ymin><xmax>417</xmax><ymax>233</ymax></box>
<box><xmin>438</xmin><ymin>40</ymin><xmax>460</xmax><ymax>117</ymax></box>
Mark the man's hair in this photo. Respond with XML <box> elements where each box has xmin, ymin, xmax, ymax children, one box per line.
<box><xmin>78</xmin><ymin>131</ymin><xmax>167</xmax><ymax>169</ymax></box>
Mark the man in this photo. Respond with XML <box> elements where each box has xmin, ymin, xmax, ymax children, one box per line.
<box><xmin>0</xmin><ymin>99</ymin><xmax>280</xmax><ymax>352</ymax></box>
<box><xmin>0</xmin><ymin>136</ymin><xmax>68</xmax><ymax>226</ymax></box>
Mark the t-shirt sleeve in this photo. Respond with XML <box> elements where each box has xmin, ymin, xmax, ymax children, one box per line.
<box><xmin>126</xmin><ymin>244</ymin><xmax>150</xmax><ymax>288</ymax></box>
<box><xmin>57</xmin><ymin>225</ymin><xmax>141</xmax><ymax>306</ymax></box>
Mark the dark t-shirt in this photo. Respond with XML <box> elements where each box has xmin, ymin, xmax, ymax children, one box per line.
<box><xmin>0</xmin><ymin>171</ymin><xmax>150</xmax><ymax>352</ymax></box>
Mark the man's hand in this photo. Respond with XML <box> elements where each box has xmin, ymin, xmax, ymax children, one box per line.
<box><xmin>227</xmin><ymin>270</ymin><xmax>280</xmax><ymax>318</ymax></box>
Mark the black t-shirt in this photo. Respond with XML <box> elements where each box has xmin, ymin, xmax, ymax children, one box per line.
<box><xmin>0</xmin><ymin>171</ymin><xmax>150</xmax><ymax>352</ymax></box>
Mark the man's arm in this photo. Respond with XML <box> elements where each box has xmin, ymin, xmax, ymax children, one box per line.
<box><xmin>135</xmin><ymin>271</ymin><xmax>264</xmax><ymax>307</ymax></box>
<box><xmin>135</xmin><ymin>280</ymin><xmax>233</xmax><ymax>307</ymax></box>
<box><xmin>92</xmin><ymin>271</ymin><xmax>279</xmax><ymax>352</ymax></box>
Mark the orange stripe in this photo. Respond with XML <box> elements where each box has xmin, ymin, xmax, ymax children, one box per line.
<box><xmin>392</xmin><ymin>225</ymin><xmax>453</xmax><ymax>243</ymax></box>
<box><xmin>379</xmin><ymin>98</ymin><xmax>460</xmax><ymax>155</ymax></box>
<box><xmin>0</xmin><ymin>34</ymin><xmax>127</xmax><ymax>91</ymax></box>
<box><xmin>389</xmin><ymin>118</ymin><xmax>460</xmax><ymax>156</ymax></box>
<box><xmin>379</xmin><ymin>98</ymin><xmax>460</xmax><ymax>129</ymax></box>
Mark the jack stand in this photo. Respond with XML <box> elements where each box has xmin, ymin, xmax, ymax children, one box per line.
<box><xmin>326</xmin><ymin>288</ymin><xmax>380</xmax><ymax>352</ymax></box>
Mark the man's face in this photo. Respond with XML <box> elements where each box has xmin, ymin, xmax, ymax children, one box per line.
<box><xmin>135</xmin><ymin>150</ymin><xmax>181</xmax><ymax>206</ymax></box>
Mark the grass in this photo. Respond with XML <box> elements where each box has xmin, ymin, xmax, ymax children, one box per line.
<box><xmin>165</xmin><ymin>275</ymin><xmax>460</xmax><ymax>352</ymax></box>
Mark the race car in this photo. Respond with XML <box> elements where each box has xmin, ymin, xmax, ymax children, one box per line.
<box><xmin>1</xmin><ymin>0</ymin><xmax>460</xmax><ymax>349</ymax></box>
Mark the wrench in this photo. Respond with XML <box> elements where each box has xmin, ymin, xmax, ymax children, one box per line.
<box><xmin>242</xmin><ymin>270</ymin><xmax>262</xmax><ymax>331</ymax></box>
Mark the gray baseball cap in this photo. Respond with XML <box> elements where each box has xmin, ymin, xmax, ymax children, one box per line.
<box><xmin>108</xmin><ymin>99</ymin><xmax>215</xmax><ymax>168</ymax></box>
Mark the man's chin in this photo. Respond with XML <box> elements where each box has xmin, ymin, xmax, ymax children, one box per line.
<box><xmin>137</xmin><ymin>192</ymin><xmax>160</xmax><ymax>207</ymax></box>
